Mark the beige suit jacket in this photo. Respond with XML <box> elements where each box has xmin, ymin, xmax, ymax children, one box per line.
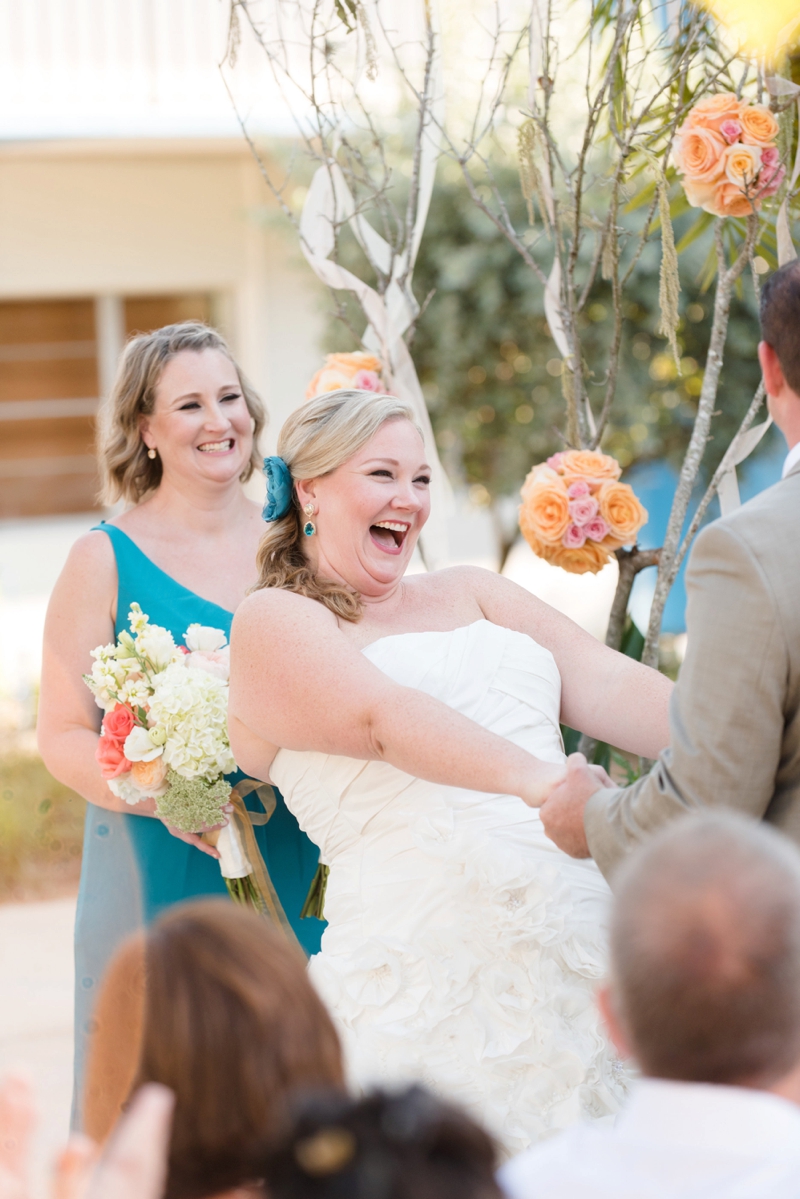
<box><xmin>585</xmin><ymin>462</ymin><xmax>800</xmax><ymax>882</ymax></box>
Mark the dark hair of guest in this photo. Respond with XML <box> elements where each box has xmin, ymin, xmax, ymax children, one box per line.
<box><xmin>260</xmin><ymin>1085</ymin><xmax>504</xmax><ymax>1199</ymax></box>
<box><xmin>137</xmin><ymin>900</ymin><xmax>345</xmax><ymax>1199</ymax></box>
<box><xmin>760</xmin><ymin>259</ymin><xmax>800</xmax><ymax>394</ymax></box>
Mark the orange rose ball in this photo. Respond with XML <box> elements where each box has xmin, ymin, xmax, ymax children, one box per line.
<box><xmin>520</xmin><ymin>481</ymin><xmax>571</xmax><ymax>546</ymax></box>
<box><xmin>597</xmin><ymin>482</ymin><xmax>648</xmax><ymax>544</ymax></box>
<box><xmin>305</xmin><ymin>352</ymin><xmax>383</xmax><ymax>400</ymax></box>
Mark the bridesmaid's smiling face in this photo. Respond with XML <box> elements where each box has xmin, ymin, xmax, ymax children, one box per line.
<box><xmin>140</xmin><ymin>349</ymin><xmax>254</xmax><ymax>490</ymax></box>
<box><xmin>297</xmin><ymin>418</ymin><xmax>431</xmax><ymax>597</ymax></box>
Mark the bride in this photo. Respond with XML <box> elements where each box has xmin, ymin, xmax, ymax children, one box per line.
<box><xmin>228</xmin><ymin>389</ymin><xmax>670</xmax><ymax>1153</ymax></box>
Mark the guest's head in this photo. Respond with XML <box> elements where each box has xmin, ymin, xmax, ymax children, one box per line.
<box><xmin>599</xmin><ymin>814</ymin><xmax>800</xmax><ymax>1095</ymax></box>
<box><xmin>260</xmin><ymin>1085</ymin><xmax>503</xmax><ymax>1199</ymax></box>
<box><xmin>84</xmin><ymin>900</ymin><xmax>344</xmax><ymax>1199</ymax></box>
<box><xmin>758</xmin><ymin>260</ymin><xmax>800</xmax><ymax>445</ymax></box>
<box><xmin>97</xmin><ymin>321</ymin><xmax>266</xmax><ymax>505</ymax></box>
<box><xmin>255</xmin><ymin>389</ymin><xmax>428</xmax><ymax>621</ymax></box>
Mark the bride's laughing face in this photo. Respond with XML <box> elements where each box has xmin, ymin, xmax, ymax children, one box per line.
<box><xmin>297</xmin><ymin>418</ymin><xmax>431</xmax><ymax>598</ymax></box>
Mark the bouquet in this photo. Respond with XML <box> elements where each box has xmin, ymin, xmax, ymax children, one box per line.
<box><xmin>673</xmin><ymin>92</ymin><xmax>784</xmax><ymax>218</ymax></box>
<box><xmin>519</xmin><ymin>450</ymin><xmax>647</xmax><ymax>575</ymax></box>
<box><xmin>305</xmin><ymin>351</ymin><xmax>386</xmax><ymax>399</ymax></box>
<box><xmin>84</xmin><ymin>603</ymin><xmax>271</xmax><ymax>910</ymax></box>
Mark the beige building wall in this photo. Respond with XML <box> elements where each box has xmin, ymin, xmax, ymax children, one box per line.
<box><xmin>0</xmin><ymin>138</ymin><xmax>325</xmax><ymax>448</ymax></box>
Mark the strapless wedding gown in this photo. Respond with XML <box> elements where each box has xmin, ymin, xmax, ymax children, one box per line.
<box><xmin>271</xmin><ymin>620</ymin><xmax>627</xmax><ymax>1153</ymax></box>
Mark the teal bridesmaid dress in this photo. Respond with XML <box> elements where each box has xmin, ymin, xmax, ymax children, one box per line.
<box><xmin>72</xmin><ymin>524</ymin><xmax>324</xmax><ymax>1125</ymax></box>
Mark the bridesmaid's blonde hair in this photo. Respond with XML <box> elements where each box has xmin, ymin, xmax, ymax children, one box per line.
<box><xmin>96</xmin><ymin>322</ymin><xmax>266</xmax><ymax>506</ymax></box>
<box><xmin>254</xmin><ymin>389</ymin><xmax>418</xmax><ymax>623</ymax></box>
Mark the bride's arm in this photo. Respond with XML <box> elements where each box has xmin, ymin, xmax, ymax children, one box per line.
<box><xmin>228</xmin><ymin>589</ymin><xmax>565</xmax><ymax>806</ymax></box>
<box><xmin>466</xmin><ymin>567</ymin><xmax>672</xmax><ymax>759</ymax></box>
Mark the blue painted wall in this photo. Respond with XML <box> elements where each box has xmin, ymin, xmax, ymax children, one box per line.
<box><xmin>626</xmin><ymin>425</ymin><xmax>785</xmax><ymax>633</ymax></box>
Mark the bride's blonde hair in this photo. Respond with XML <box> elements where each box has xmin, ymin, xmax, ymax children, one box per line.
<box><xmin>254</xmin><ymin>389</ymin><xmax>419</xmax><ymax>622</ymax></box>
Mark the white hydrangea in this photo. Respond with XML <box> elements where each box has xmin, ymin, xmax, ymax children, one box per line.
<box><xmin>147</xmin><ymin>661</ymin><xmax>235</xmax><ymax>781</ymax></box>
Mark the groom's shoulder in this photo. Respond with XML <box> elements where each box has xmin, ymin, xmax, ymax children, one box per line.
<box><xmin>699</xmin><ymin>470</ymin><xmax>800</xmax><ymax>559</ymax></box>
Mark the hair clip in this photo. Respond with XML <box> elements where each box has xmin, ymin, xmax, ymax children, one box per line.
<box><xmin>293</xmin><ymin>1127</ymin><xmax>357</xmax><ymax>1176</ymax></box>
<box><xmin>262</xmin><ymin>456</ymin><xmax>293</xmax><ymax>522</ymax></box>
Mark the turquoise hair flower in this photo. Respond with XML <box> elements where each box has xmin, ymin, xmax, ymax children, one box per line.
<box><xmin>262</xmin><ymin>456</ymin><xmax>294</xmax><ymax>522</ymax></box>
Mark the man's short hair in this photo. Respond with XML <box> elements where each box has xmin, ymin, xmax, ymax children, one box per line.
<box><xmin>610</xmin><ymin>814</ymin><xmax>800</xmax><ymax>1087</ymax></box>
<box><xmin>760</xmin><ymin>259</ymin><xmax>800</xmax><ymax>394</ymax></box>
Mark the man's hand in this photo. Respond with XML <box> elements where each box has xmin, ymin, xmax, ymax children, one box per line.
<box><xmin>539</xmin><ymin>753</ymin><xmax>612</xmax><ymax>859</ymax></box>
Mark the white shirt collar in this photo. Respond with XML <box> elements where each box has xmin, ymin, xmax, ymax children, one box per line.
<box><xmin>783</xmin><ymin>441</ymin><xmax>800</xmax><ymax>478</ymax></box>
<box><xmin>617</xmin><ymin>1077</ymin><xmax>800</xmax><ymax>1153</ymax></box>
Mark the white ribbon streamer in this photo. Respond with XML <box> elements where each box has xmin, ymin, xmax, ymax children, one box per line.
<box><xmin>298</xmin><ymin>14</ymin><xmax>451</xmax><ymax>567</ymax></box>
<box><xmin>715</xmin><ymin>75</ymin><xmax>800</xmax><ymax>514</ymax></box>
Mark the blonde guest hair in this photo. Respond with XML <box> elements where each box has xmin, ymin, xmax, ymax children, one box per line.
<box><xmin>96</xmin><ymin>321</ymin><xmax>266</xmax><ymax>506</ymax></box>
<box><xmin>254</xmin><ymin>388</ymin><xmax>419</xmax><ymax>623</ymax></box>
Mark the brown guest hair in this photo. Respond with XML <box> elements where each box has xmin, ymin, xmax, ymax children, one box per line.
<box><xmin>84</xmin><ymin>901</ymin><xmax>344</xmax><ymax>1199</ymax></box>
<box><xmin>96</xmin><ymin>321</ymin><xmax>266</xmax><ymax>506</ymax></box>
<box><xmin>253</xmin><ymin>388</ymin><xmax>420</xmax><ymax>623</ymax></box>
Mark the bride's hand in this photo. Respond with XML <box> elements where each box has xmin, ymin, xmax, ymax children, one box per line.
<box><xmin>520</xmin><ymin>760</ymin><xmax>568</xmax><ymax>808</ymax></box>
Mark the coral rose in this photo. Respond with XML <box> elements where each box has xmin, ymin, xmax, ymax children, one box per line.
<box><xmin>520</xmin><ymin>482</ymin><xmax>571</xmax><ymax>545</ymax></box>
<box><xmin>724</xmin><ymin>143</ymin><xmax>762</xmax><ymax>188</ymax></box>
<box><xmin>130</xmin><ymin>756</ymin><xmax>169</xmax><ymax>797</ymax></box>
<box><xmin>96</xmin><ymin>735</ymin><xmax>132</xmax><ymax>780</ymax></box>
<box><xmin>674</xmin><ymin>127</ymin><xmax>727</xmax><ymax>183</ymax></box>
<box><xmin>559</xmin><ymin>450</ymin><xmax>621</xmax><ymax>482</ymax></box>
<box><xmin>739</xmin><ymin>105</ymin><xmax>779</xmax><ymax>147</ymax></box>
<box><xmin>598</xmin><ymin>482</ymin><xmax>648</xmax><ymax>544</ymax></box>
<box><xmin>683</xmin><ymin>92</ymin><xmax>741</xmax><ymax>133</ymax></box>
<box><xmin>102</xmin><ymin>704</ymin><xmax>136</xmax><ymax>743</ymax></box>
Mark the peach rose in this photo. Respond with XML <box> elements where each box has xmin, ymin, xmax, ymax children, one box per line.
<box><xmin>130</xmin><ymin>756</ymin><xmax>169</xmax><ymax>797</ymax></box>
<box><xmin>739</xmin><ymin>104</ymin><xmax>779</xmax><ymax>147</ymax></box>
<box><xmin>682</xmin><ymin>176</ymin><xmax>719</xmax><ymax>211</ymax></box>
<box><xmin>305</xmin><ymin>352</ymin><xmax>383</xmax><ymax>399</ymax></box>
<box><xmin>674</xmin><ymin>127</ymin><xmax>727</xmax><ymax>183</ymax></box>
<box><xmin>96</xmin><ymin>735</ymin><xmax>132</xmax><ymax>780</ymax></box>
<box><xmin>683</xmin><ymin>92</ymin><xmax>741</xmax><ymax>133</ymax></box>
<box><xmin>521</xmin><ymin>463</ymin><xmax>559</xmax><ymax>501</ymax></box>
<box><xmin>102</xmin><ymin>704</ymin><xmax>136</xmax><ymax>743</ymax></box>
<box><xmin>724</xmin><ymin>143</ymin><xmax>762</xmax><ymax>188</ymax></box>
<box><xmin>519</xmin><ymin>481</ymin><xmax>571</xmax><ymax>545</ymax></box>
<box><xmin>597</xmin><ymin>481</ymin><xmax>648</xmax><ymax>543</ymax></box>
<box><xmin>550</xmin><ymin>539</ymin><xmax>613</xmax><ymax>575</ymax></box>
<box><xmin>559</xmin><ymin>450</ymin><xmax>622</xmax><ymax>483</ymax></box>
<box><xmin>708</xmin><ymin>181</ymin><xmax>755</xmax><ymax>218</ymax></box>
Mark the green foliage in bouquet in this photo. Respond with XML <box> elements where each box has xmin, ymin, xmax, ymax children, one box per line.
<box><xmin>154</xmin><ymin>771</ymin><xmax>230</xmax><ymax>833</ymax></box>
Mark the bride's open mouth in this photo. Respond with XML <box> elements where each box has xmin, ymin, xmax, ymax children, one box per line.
<box><xmin>369</xmin><ymin>520</ymin><xmax>410</xmax><ymax>554</ymax></box>
<box><xmin>197</xmin><ymin>439</ymin><xmax>235</xmax><ymax>454</ymax></box>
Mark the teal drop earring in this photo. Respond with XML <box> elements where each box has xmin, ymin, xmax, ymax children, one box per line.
<box><xmin>303</xmin><ymin>503</ymin><xmax>317</xmax><ymax>537</ymax></box>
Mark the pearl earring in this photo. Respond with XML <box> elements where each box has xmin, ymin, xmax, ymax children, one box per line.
<box><xmin>303</xmin><ymin>503</ymin><xmax>316</xmax><ymax>537</ymax></box>
<box><xmin>146</xmin><ymin>447</ymin><xmax>157</xmax><ymax>460</ymax></box>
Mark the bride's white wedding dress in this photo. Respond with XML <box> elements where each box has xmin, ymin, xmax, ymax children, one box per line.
<box><xmin>271</xmin><ymin>619</ymin><xmax>627</xmax><ymax>1153</ymax></box>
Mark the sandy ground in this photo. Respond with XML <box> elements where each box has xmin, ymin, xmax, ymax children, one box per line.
<box><xmin>0</xmin><ymin>896</ymin><xmax>76</xmax><ymax>1194</ymax></box>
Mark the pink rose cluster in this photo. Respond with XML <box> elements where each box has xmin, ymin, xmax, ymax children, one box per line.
<box><xmin>560</xmin><ymin>478</ymin><xmax>611</xmax><ymax>549</ymax></box>
<box><xmin>673</xmin><ymin>92</ymin><xmax>784</xmax><ymax>218</ymax></box>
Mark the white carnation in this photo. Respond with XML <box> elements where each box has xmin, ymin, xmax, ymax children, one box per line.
<box><xmin>184</xmin><ymin>624</ymin><xmax>228</xmax><ymax>653</ymax></box>
<box><xmin>147</xmin><ymin>662</ymin><xmax>235</xmax><ymax>781</ymax></box>
<box><xmin>108</xmin><ymin>772</ymin><xmax>149</xmax><ymax>805</ymax></box>
<box><xmin>124</xmin><ymin>726</ymin><xmax>163</xmax><ymax>762</ymax></box>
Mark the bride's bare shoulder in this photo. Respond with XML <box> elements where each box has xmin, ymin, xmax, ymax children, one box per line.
<box><xmin>233</xmin><ymin>587</ymin><xmax>338</xmax><ymax>637</ymax></box>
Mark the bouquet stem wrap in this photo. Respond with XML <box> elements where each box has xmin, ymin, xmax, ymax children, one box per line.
<box><xmin>209</xmin><ymin>780</ymin><xmax>301</xmax><ymax>951</ymax></box>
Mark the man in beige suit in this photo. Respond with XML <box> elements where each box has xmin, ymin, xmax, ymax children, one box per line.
<box><xmin>540</xmin><ymin>259</ymin><xmax>800</xmax><ymax>878</ymax></box>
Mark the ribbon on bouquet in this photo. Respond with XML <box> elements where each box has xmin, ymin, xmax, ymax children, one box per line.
<box><xmin>207</xmin><ymin>779</ymin><xmax>303</xmax><ymax>952</ymax></box>
<box><xmin>297</xmin><ymin>10</ymin><xmax>452</xmax><ymax>568</ymax></box>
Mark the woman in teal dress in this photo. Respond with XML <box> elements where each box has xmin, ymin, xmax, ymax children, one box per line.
<box><xmin>37</xmin><ymin>323</ymin><xmax>323</xmax><ymax>1128</ymax></box>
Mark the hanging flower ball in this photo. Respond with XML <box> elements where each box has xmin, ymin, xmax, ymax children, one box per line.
<box><xmin>519</xmin><ymin>450</ymin><xmax>647</xmax><ymax>575</ymax></box>
<box><xmin>673</xmin><ymin>92</ymin><xmax>784</xmax><ymax>218</ymax></box>
<box><xmin>305</xmin><ymin>352</ymin><xmax>386</xmax><ymax>400</ymax></box>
